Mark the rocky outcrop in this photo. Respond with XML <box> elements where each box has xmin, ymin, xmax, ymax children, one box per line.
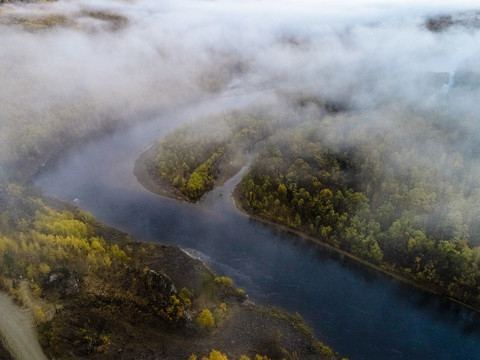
<box><xmin>142</xmin><ymin>269</ymin><xmax>176</xmax><ymax>296</ymax></box>
<box><xmin>43</xmin><ymin>267</ymin><xmax>80</xmax><ymax>299</ymax></box>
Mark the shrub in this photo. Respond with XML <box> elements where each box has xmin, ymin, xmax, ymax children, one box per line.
<box><xmin>197</xmin><ymin>309</ymin><xmax>215</xmax><ymax>330</ymax></box>
<box><xmin>201</xmin><ymin>350</ymin><xmax>228</xmax><ymax>360</ymax></box>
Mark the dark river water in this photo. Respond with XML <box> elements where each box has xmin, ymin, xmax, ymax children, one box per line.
<box><xmin>35</xmin><ymin>93</ymin><xmax>480</xmax><ymax>360</ymax></box>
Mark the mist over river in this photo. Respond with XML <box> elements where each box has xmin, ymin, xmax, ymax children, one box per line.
<box><xmin>35</xmin><ymin>93</ymin><xmax>480</xmax><ymax>360</ymax></box>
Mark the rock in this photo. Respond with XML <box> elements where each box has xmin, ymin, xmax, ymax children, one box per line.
<box><xmin>43</xmin><ymin>267</ymin><xmax>80</xmax><ymax>298</ymax></box>
<box><xmin>143</xmin><ymin>270</ymin><xmax>176</xmax><ymax>296</ymax></box>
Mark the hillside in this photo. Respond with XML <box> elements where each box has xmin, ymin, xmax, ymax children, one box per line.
<box><xmin>0</xmin><ymin>177</ymin><xmax>340</xmax><ymax>359</ymax></box>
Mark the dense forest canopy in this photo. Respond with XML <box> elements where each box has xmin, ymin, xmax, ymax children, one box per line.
<box><xmin>143</xmin><ymin>95</ymin><xmax>299</xmax><ymax>201</ymax></box>
<box><xmin>238</xmin><ymin>103</ymin><xmax>480</xmax><ymax>304</ymax></box>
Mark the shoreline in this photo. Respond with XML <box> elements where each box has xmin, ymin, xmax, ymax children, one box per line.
<box><xmin>134</xmin><ymin>155</ymin><xmax>480</xmax><ymax>315</ymax></box>
<box><xmin>33</xmin><ymin>162</ymin><xmax>335</xmax><ymax>359</ymax></box>
<box><xmin>133</xmin><ymin>143</ymin><xmax>190</xmax><ymax>201</ymax></box>
<box><xmin>133</xmin><ymin>144</ymin><xmax>247</xmax><ymax>203</ymax></box>
<box><xmin>230</xmin><ymin>186</ymin><xmax>480</xmax><ymax>315</ymax></box>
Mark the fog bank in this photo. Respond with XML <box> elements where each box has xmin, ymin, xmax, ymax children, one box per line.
<box><xmin>1</xmin><ymin>0</ymin><xmax>480</xmax><ymax>171</ymax></box>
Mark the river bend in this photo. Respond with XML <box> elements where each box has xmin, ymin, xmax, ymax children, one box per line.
<box><xmin>35</xmin><ymin>94</ymin><xmax>480</xmax><ymax>360</ymax></box>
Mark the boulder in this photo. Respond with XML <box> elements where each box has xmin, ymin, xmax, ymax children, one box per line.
<box><xmin>43</xmin><ymin>267</ymin><xmax>80</xmax><ymax>298</ymax></box>
<box><xmin>142</xmin><ymin>269</ymin><xmax>176</xmax><ymax>296</ymax></box>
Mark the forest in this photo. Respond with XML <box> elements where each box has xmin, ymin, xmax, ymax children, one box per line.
<box><xmin>144</xmin><ymin>93</ymin><xmax>480</xmax><ymax>310</ymax></box>
<box><xmin>145</xmin><ymin>93</ymin><xmax>332</xmax><ymax>201</ymax></box>
<box><xmin>145</xmin><ymin>99</ymin><xmax>283</xmax><ymax>201</ymax></box>
<box><xmin>145</xmin><ymin>113</ymin><xmax>264</xmax><ymax>200</ymax></box>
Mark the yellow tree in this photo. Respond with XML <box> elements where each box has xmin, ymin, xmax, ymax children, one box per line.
<box><xmin>202</xmin><ymin>350</ymin><xmax>228</xmax><ymax>360</ymax></box>
<box><xmin>197</xmin><ymin>309</ymin><xmax>215</xmax><ymax>330</ymax></box>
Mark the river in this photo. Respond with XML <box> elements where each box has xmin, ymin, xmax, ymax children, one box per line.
<box><xmin>34</xmin><ymin>93</ymin><xmax>480</xmax><ymax>360</ymax></box>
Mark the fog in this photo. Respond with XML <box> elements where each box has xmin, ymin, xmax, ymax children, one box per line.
<box><xmin>1</xmin><ymin>0</ymin><xmax>480</xmax><ymax>171</ymax></box>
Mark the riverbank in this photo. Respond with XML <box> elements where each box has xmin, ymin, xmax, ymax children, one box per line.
<box><xmin>0</xmin><ymin>182</ymin><xmax>337</xmax><ymax>360</ymax></box>
<box><xmin>134</xmin><ymin>141</ymin><xmax>247</xmax><ymax>203</ymax></box>
<box><xmin>39</xmin><ymin>235</ymin><xmax>333</xmax><ymax>360</ymax></box>
<box><xmin>230</xmin><ymin>186</ymin><xmax>480</xmax><ymax>315</ymax></box>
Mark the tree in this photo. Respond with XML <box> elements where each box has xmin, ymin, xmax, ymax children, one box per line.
<box><xmin>201</xmin><ymin>350</ymin><xmax>228</xmax><ymax>360</ymax></box>
<box><xmin>197</xmin><ymin>309</ymin><xmax>215</xmax><ymax>330</ymax></box>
